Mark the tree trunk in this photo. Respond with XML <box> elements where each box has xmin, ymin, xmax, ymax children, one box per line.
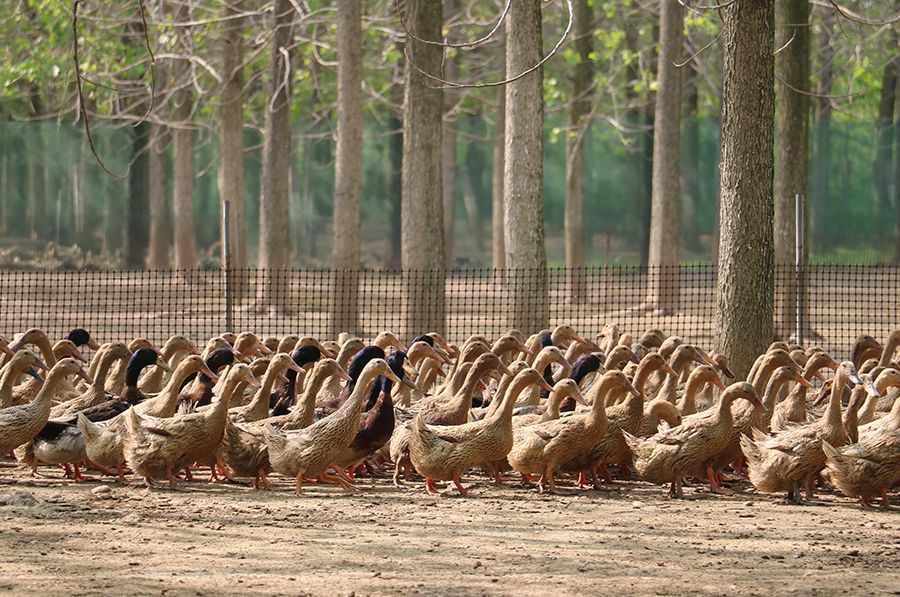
<box><xmin>639</xmin><ymin>24</ymin><xmax>659</xmax><ymax>267</ymax></box>
<box><xmin>257</xmin><ymin>0</ymin><xmax>296</xmax><ymax>314</ymax></box>
<box><xmin>681</xmin><ymin>62</ymin><xmax>700</xmax><ymax>255</ymax></box>
<box><xmin>330</xmin><ymin>0</ymin><xmax>363</xmax><ymax>336</ymax></box>
<box><xmin>810</xmin><ymin>8</ymin><xmax>834</xmax><ymax>252</ymax></box>
<box><xmin>147</xmin><ymin>124</ymin><xmax>170</xmax><ymax>268</ymax></box>
<box><xmin>647</xmin><ymin>0</ymin><xmax>684</xmax><ymax>314</ymax></box>
<box><xmin>564</xmin><ymin>0</ymin><xmax>592</xmax><ymax>302</ymax></box>
<box><xmin>387</xmin><ymin>50</ymin><xmax>404</xmax><ymax>270</ymax></box>
<box><xmin>624</xmin><ymin>23</ymin><xmax>643</xmax><ymax>264</ymax></box>
<box><xmin>504</xmin><ymin>0</ymin><xmax>547</xmax><ymax>333</ymax></box>
<box><xmin>126</xmin><ymin>122</ymin><xmax>151</xmax><ymax>268</ymax></box>
<box><xmin>171</xmin><ymin>2</ymin><xmax>196</xmax><ymax>269</ymax></box>
<box><xmin>491</xmin><ymin>28</ymin><xmax>506</xmax><ymax>274</ymax></box>
<box><xmin>715</xmin><ymin>0</ymin><xmax>775</xmax><ymax>381</ymax></box>
<box><xmin>218</xmin><ymin>0</ymin><xmax>247</xmax><ymax>276</ymax></box>
<box><xmin>873</xmin><ymin>47</ymin><xmax>897</xmax><ymax>222</ymax></box>
<box><xmin>773</xmin><ymin>0</ymin><xmax>810</xmax><ymax>339</ymax></box>
<box><xmin>401</xmin><ymin>0</ymin><xmax>445</xmax><ymax>338</ymax></box>
<box><xmin>442</xmin><ymin>0</ymin><xmax>460</xmax><ymax>268</ymax></box>
<box><xmin>894</xmin><ymin>63</ymin><xmax>900</xmax><ymax>263</ymax></box>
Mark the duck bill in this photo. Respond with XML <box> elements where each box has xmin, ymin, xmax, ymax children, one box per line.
<box><xmin>629</xmin><ymin>351</ymin><xmax>640</xmax><ymax>365</ymax></box>
<box><xmin>33</xmin><ymin>357</ymin><xmax>50</xmax><ymax>371</ymax></box>
<box><xmin>694</xmin><ymin>348</ymin><xmax>714</xmax><ymax>367</ymax></box>
<box><xmin>257</xmin><ymin>342</ymin><xmax>273</xmax><ymax>356</ymax></box>
<box><xmin>385</xmin><ymin>370</ymin><xmax>402</xmax><ymax>384</ymax></box>
<box><xmin>713</xmin><ymin>377</ymin><xmax>727</xmax><ymax>391</ymax></box>
<box><xmin>429</xmin><ymin>345</ymin><xmax>452</xmax><ymax>364</ymax></box>
<box><xmin>556</xmin><ymin>355</ymin><xmax>573</xmax><ymax>370</ymax></box>
<box><xmin>71</xmin><ymin>351</ymin><xmax>89</xmax><ymax>364</ymax></box>
<box><xmin>7</xmin><ymin>336</ymin><xmax>27</xmax><ymax>352</ymax></box>
<box><xmin>719</xmin><ymin>365</ymin><xmax>735</xmax><ymax>378</ymax></box>
<box><xmin>498</xmin><ymin>362</ymin><xmax>514</xmax><ymax>378</ymax></box>
<box><xmin>753</xmin><ymin>398</ymin><xmax>767</xmax><ymax>413</ymax></box>
<box><xmin>517</xmin><ymin>342</ymin><xmax>533</xmax><ymax>357</ymax></box>
<box><xmin>624</xmin><ymin>379</ymin><xmax>641</xmax><ymax>397</ymax></box>
<box><xmin>662</xmin><ymin>363</ymin><xmax>678</xmax><ymax>377</ymax></box>
<box><xmin>865</xmin><ymin>377</ymin><xmax>880</xmax><ymax>398</ymax></box>
<box><xmin>336</xmin><ymin>368</ymin><xmax>352</xmax><ymax>382</ymax></box>
<box><xmin>286</xmin><ymin>360</ymin><xmax>305</xmax><ymax>374</ymax></box>
<box><xmin>401</xmin><ymin>376</ymin><xmax>420</xmax><ymax>392</ymax></box>
<box><xmin>87</xmin><ymin>338</ymin><xmax>101</xmax><ymax>350</ymax></box>
<box><xmin>26</xmin><ymin>367</ymin><xmax>44</xmax><ymax>382</ymax></box>
<box><xmin>76</xmin><ymin>367</ymin><xmax>93</xmax><ymax>384</ymax></box>
<box><xmin>189</xmin><ymin>344</ymin><xmax>202</xmax><ymax>356</ymax></box>
<box><xmin>572</xmin><ymin>391</ymin><xmax>587</xmax><ymax>406</ymax></box>
<box><xmin>246</xmin><ymin>375</ymin><xmax>263</xmax><ymax>388</ymax></box>
<box><xmin>793</xmin><ymin>374</ymin><xmax>812</xmax><ymax>388</ymax></box>
<box><xmin>155</xmin><ymin>357</ymin><xmax>172</xmax><ymax>373</ymax></box>
<box><xmin>538</xmin><ymin>377</ymin><xmax>555</xmax><ymax>393</ymax></box>
<box><xmin>848</xmin><ymin>368</ymin><xmax>863</xmax><ymax>386</ymax></box>
<box><xmin>0</xmin><ymin>343</ymin><xmax>13</xmax><ymax>357</ymax></box>
<box><xmin>313</xmin><ymin>340</ymin><xmax>336</xmax><ymax>358</ymax></box>
<box><xmin>572</xmin><ymin>333</ymin><xmax>588</xmax><ymax>346</ymax></box>
<box><xmin>200</xmin><ymin>365</ymin><xmax>219</xmax><ymax>383</ymax></box>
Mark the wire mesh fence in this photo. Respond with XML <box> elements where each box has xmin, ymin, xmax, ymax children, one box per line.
<box><xmin>0</xmin><ymin>265</ymin><xmax>895</xmax><ymax>360</ymax></box>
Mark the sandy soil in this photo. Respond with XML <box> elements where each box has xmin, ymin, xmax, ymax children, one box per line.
<box><xmin>0</xmin><ymin>463</ymin><xmax>897</xmax><ymax>596</ymax></box>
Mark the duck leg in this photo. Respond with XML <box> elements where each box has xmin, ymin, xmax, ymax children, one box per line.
<box><xmin>85</xmin><ymin>459</ymin><xmax>111</xmax><ymax>475</ymax></box>
<box><xmin>165</xmin><ymin>464</ymin><xmax>179</xmax><ymax>489</ymax></box>
<box><xmin>706</xmin><ymin>466</ymin><xmax>733</xmax><ymax>495</ymax></box>
<box><xmin>786</xmin><ymin>480</ymin><xmax>802</xmax><ymax>504</ymax></box>
<box><xmin>452</xmin><ymin>476</ymin><xmax>468</xmax><ymax>497</ymax></box>
<box><xmin>392</xmin><ymin>464</ymin><xmax>404</xmax><ymax>487</ymax></box>
<box><xmin>804</xmin><ymin>476</ymin><xmax>817</xmax><ymax>501</ymax></box>
<box><xmin>520</xmin><ymin>473</ymin><xmax>535</xmax><ymax>488</ymax></box>
<box><xmin>537</xmin><ymin>468</ymin><xmax>556</xmax><ymax>494</ymax></box>
<box><xmin>294</xmin><ymin>474</ymin><xmax>304</xmax><ymax>495</ymax></box>
<box><xmin>257</xmin><ymin>469</ymin><xmax>271</xmax><ymax>490</ymax></box>
<box><xmin>424</xmin><ymin>478</ymin><xmax>441</xmax><ymax>495</ymax></box>
<box><xmin>330</xmin><ymin>465</ymin><xmax>361</xmax><ymax>490</ymax></box>
<box><xmin>879</xmin><ymin>487</ymin><xmax>892</xmax><ymax>510</ymax></box>
<box><xmin>72</xmin><ymin>463</ymin><xmax>95</xmax><ymax>483</ymax></box>
<box><xmin>598</xmin><ymin>463</ymin><xmax>613</xmax><ymax>484</ymax></box>
<box><xmin>317</xmin><ymin>469</ymin><xmax>360</xmax><ymax>492</ymax></box>
<box><xmin>115</xmin><ymin>463</ymin><xmax>128</xmax><ymax>484</ymax></box>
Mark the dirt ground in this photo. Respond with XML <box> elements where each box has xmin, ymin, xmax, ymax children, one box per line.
<box><xmin>0</xmin><ymin>463</ymin><xmax>897</xmax><ymax>596</ymax></box>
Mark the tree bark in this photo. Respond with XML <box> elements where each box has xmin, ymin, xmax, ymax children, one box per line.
<box><xmin>647</xmin><ymin>0</ymin><xmax>684</xmax><ymax>314</ymax></box>
<box><xmin>810</xmin><ymin>8</ymin><xmax>834</xmax><ymax>251</ymax></box>
<box><xmin>442</xmin><ymin>0</ymin><xmax>460</xmax><ymax>268</ymax></box>
<box><xmin>715</xmin><ymin>0</ymin><xmax>775</xmax><ymax>380</ymax></box>
<box><xmin>171</xmin><ymin>1</ymin><xmax>196</xmax><ymax>269</ymax></box>
<box><xmin>773</xmin><ymin>0</ymin><xmax>810</xmax><ymax>339</ymax></box>
<box><xmin>873</xmin><ymin>46</ymin><xmax>897</xmax><ymax>222</ymax></box>
<box><xmin>147</xmin><ymin>124</ymin><xmax>170</xmax><ymax>268</ymax></box>
<box><xmin>504</xmin><ymin>0</ymin><xmax>548</xmax><ymax>333</ymax></box>
<box><xmin>257</xmin><ymin>0</ymin><xmax>296</xmax><ymax>313</ymax></box>
<box><xmin>623</xmin><ymin>22</ymin><xmax>643</xmax><ymax>265</ymax></box>
<box><xmin>681</xmin><ymin>62</ymin><xmax>700</xmax><ymax>254</ymax></box>
<box><xmin>491</xmin><ymin>28</ymin><xmax>506</xmax><ymax>274</ymax></box>
<box><xmin>330</xmin><ymin>0</ymin><xmax>363</xmax><ymax>336</ymax></box>
<box><xmin>564</xmin><ymin>0</ymin><xmax>592</xmax><ymax>302</ymax></box>
<box><xmin>126</xmin><ymin>121</ymin><xmax>151</xmax><ymax>268</ymax></box>
<box><xmin>894</xmin><ymin>62</ymin><xmax>900</xmax><ymax>263</ymax></box>
<box><xmin>217</xmin><ymin>0</ymin><xmax>247</xmax><ymax>276</ymax></box>
<box><xmin>401</xmin><ymin>0</ymin><xmax>445</xmax><ymax>338</ymax></box>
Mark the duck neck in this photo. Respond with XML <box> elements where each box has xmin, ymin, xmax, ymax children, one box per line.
<box><xmin>824</xmin><ymin>371</ymin><xmax>848</xmax><ymax>427</ymax></box>
<box><xmin>543</xmin><ymin>390</ymin><xmax>565</xmax><ymax>420</ymax></box>
<box><xmin>212</xmin><ymin>374</ymin><xmax>244</xmax><ymax>419</ymax></box>
<box><xmin>0</xmin><ymin>360</ymin><xmax>30</xmax><ymax>407</ymax></box>
<box><xmin>716</xmin><ymin>394</ymin><xmax>737</xmax><ymax>426</ymax></box>
<box><xmin>31</xmin><ymin>368</ymin><xmax>68</xmax><ymax>412</ymax></box>
<box><xmin>91</xmin><ymin>351</ymin><xmax>119</xmax><ymax>391</ymax></box>
<box><xmin>485</xmin><ymin>369</ymin><xmax>516</xmax><ymax>417</ymax></box>
<box><xmin>681</xmin><ymin>374</ymin><xmax>708</xmax><ymax>412</ymax></box>
<box><xmin>586</xmin><ymin>377</ymin><xmax>618</xmax><ymax>425</ymax></box>
<box><xmin>453</xmin><ymin>361</ymin><xmax>491</xmax><ymax>411</ymax></box>
<box><xmin>751</xmin><ymin>359</ymin><xmax>778</xmax><ymax>396</ymax></box>
<box><xmin>879</xmin><ymin>336</ymin><xmax>899</xmax><ymax>367</ymax></box>
<box><xmin>762</xmin><ymin>374</ymin><xmax>791</xmax><ymax>413</ymax></box>
<box><xmin>245</xmin><ymin>363</ymin><xmax>284</xmax><ymax>416</ymax></box>
<box><xmin>343</xmin><ymin>366</ymin><xmax>383</xmax><ymax>415</ymax></box>
<box><xmin>291</xmin><ymin>367</ymin><xmax>331</xmax><ymax>425</ymax></box>
<box><xmin>35</xmin><ymin>335</ymin><xmax>57</xmax><ymax>367</ymax></box>
<box><xmin>491</xmin><ymin>376</ymin><xmax>532</xmax><ymax>422</ymax></box>
<box><xmin>659</xmin><ymin>357</ymin><xmax>690</xmax><ymax>403</ymax></box>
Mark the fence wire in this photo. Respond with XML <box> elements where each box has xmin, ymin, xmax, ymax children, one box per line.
<box><xmin>0</xmin><ymin>265</ymin><xmax>895</xmax><ymax>360</ymax></box>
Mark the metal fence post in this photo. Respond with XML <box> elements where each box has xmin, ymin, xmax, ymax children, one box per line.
<box><xmin>222</xmin><ymin>200</ymin><xmax>234</xmax><ymax>332</ymax></box>
<box><xmin>795</xmin><ymin>193</ymin><xmax>804</xmax><ymax>346</ymax></box>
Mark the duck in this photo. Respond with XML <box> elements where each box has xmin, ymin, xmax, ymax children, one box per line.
<box><xmin>0</xmin><ymin>350</ymin><xmax>48</xmax><ymax>409</ymax></box>
<box><xmin>50</xmin><ymin>343</ymin><xmax>132</xmax><ymax>417</ymax></box>
<box><xmin>0</xmin><ymin>357</ymin><xmax>91</xmax><ymax>457</ymax></box>
<box><xmin>390</xmin><ymin>353</ymin><xmax>511</xmax><ymax>486</ymax></box>
<box><xmin>625</xmin><ymin>382</ymin><xmax>763</xmax><ymax>497</ymax></box>
<box><xmin>123</xmin><ymin>363</ymin><xmax>259</xmax><ymax>488</ymax></box>
<box><xmin>676</xmin><ymin>364</ymin><xmax>724</xmax><ymax>416</ymax></box>
<box><xmin>512</xmin><ymin>378</ymin><xmax>585</xmax><ymax>427</ymax></box>
<box><xmin>514</xmin><ymin>345</ymin><xmax>572</xmax><ymax>407</ymax></box>
<box><xmin>741</xmin><ymin>361</ymin><xmax>861</xmax><ymax>503</ymax></box>
<box><xmin>269</xmin><ymin>344</ymin><xmax>324</xmax><ymax>416</ymax></box>
<box><xmin>693</xmin><ymin>354</ymin><xmax>735</xmax><ymax>412</ymax></box>
<box><xmin>226</xmin><ymin>353</ymin><xmax>304</xmax><ymax>423</ymax></box>
<box><xmin>770</xmin><ymin>350</ymin><xmax>839</xmax><ymax>431</ymax></box>
<box><xmin>334</xmin><ymin>350</ymin><xmax>414</xmax><ymax>475</ymax></box>
<box><xmin>316</xmin><ymin>345</ymin><xmax>386</xmax><ymax>414</ymax></box>
<box><xmin>851</xmin><ymin>334</ymin><xmax>884</xmax><ymax>370</ymax></box>
<box><xmin>263</xmin><ymin>358</ymin><xmax>399</xmax><ymax>494</ymax></box>
<box><xmin>508</xmin><ymin>370</ymin><xmax>639</xmax><ymax>493</ymax></box>
<box><xmin>822</xmin><ymin>429</ymin><xmax>900</xmax><ymax>509</ymax></box>
<box><xmin>857</xmin><ymin>368</ymin><xmax>900</xmax><ymax>426</ymax></box>
<box><xmin>76</xmin><ymin>349</ymin><xmax>175</xmax><ymax>483</ymax></box>
<box><xmin>176</xmin><ymin>348</ymin><xmax>239</xmax><ymax>413</ymax></box>
<box><xmin>217</xmin><ymin>359</ymin><xmax>351</xmax><ymax>489</ymax></box>
<box><xmin>653</xmin><ymin>344</ymin><xmax>710</xmax><ymax>403</ymax></box>
<box><xmin>137</xmin><ymin>335</ymin><xmax>200</xmax><ymax>394</ymax></box>
<box><xmin>392</xmin><ymin>341</ymin><xmax>449</xmax><ymax>408</ymax></box>
<box><xmin>9</xmin><ymin>334</ymin><xmax>87</xmax><ymax>406</ymax></box>
<box><xmin>559</xmin><ymin>353</ymin><xmax>604</xmax><ymax>412</ymax></box>
<box><xmin>857</xmin><ymin>384</ymin><xmax>900</xmax><ymax>442</ymax></box>
<box><xmin>409</xmin><ymin>367</ymin><xmax>554</xmax><ymax>495</ymax></box>
<box><xmin>105</xmin><ymin>338</ymin><xmax>157</xmax><ymax>395</ymax></box>
<box><xmin>561</xmin><ymin>353</ymin><xmax>680</xmax><ymax>487</ymax></box>
<box><xmin>596</xmin><ymin>323</ymin><xmax>621</xmax><ymax>354</ymax></box>
<box><xmin>639</xmin><ymin>399</ymin><xmax>682</xmax><ymax>437</ymax></box>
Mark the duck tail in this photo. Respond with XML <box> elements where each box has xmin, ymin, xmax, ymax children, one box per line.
<box><xmin>750</xmin><ymin>428</ymin><xmax>770</xmax><ymax>443</ymax></box>
<box><xmin>76</xmin><ymin>412</ymin><xmax>101</xmax><ymax>440</ymax></box>
<box><xmin>739</xmin><ymin>433</ymin><xmax>761</xmax><ymax>462</ymax></box>
<box><xmin>621</xmin><ymin>430</ymin><xmax>643</xmax><ymax>456</ymax></box>
<box><xmin>821</xmin><ymin>441</ymin><xmax>844</xmax><ymax>466</ymax></box>
<box><xmin>261</xmin><ymin>423</ymin><xmax>287</xmax><ymax>453</ymax></box>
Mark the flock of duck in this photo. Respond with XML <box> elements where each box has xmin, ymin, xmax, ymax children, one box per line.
<box><xmin>0</xmin><ymin>324</ymin><xmax>898</xmax><ymax>509</ymax></box>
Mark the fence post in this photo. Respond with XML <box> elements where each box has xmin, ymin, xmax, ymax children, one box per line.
<box><xmin>795</xmin><ymin>193</ymin><xmax>804</xmax><ymax>345</ymax></box>
<box><xmin>222</xmin><ymin>200</ymin><xmax>234</xmax><ymax>332</ymax></box>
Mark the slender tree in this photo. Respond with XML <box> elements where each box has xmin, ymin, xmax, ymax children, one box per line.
<box><xmin>442</xmin><ymin>0</ymin><xmax>460</xmax><ymax>268</ymax></box>
<box><xmin>218</xmin><ymin>0</ymin><xmax>247</xmax><ymax>274</ymax></box>
<box><xmin>147</xmin><ymin>123</ymin><xmax>170</xmax><ymax>268</ymax></box>
<box><xmin>773</xmin><ymin>0</ymin><xmax>810</xmax><ymax>339</ymax></box>
<box><xmin>491</xmin><ymin>27</ymin><xmax>506</xmax><ymax>274</ymax></box>
<box><xmin>330</xmin><ymin>0</ymin><xmax>363</xmax><ymax>335</ymax></box>
<box><xmin>126</xmin><ymin>122</ymin><xmax>151</xmax><ymax>268</ymax></box>
<box><xmin>504</xmin><ymin>0</ymin><xmax>547</xmax><ymax>332</ymax></box>
<box><xmin>171</xmin><ymin>0</ymin><xmax>197</xmax><ymax>269</ymax></box>
<box><xmin>873</xmin><ymin>44</ymin><xmax>897</xmax><ymax>222</ymax></box>
<box><xmin>647</xmin><ymin>0</ymin><xmax>684</xmax><ymax>314</ymax></box>
<box><xmin>810</xmin><ymin>8</ymin><xmax>834</xmax><ymax>250</ymax></box>
<box><xmin>564</xmin><ymin>0</ymin><xmax>592</xmax><ymax>302</ymax></box>
<box><xmin>257</xmin><ymin>0</ymin><xmax>296</xmax><ymax>314</ymax></box>
<box><xmin>715</xmin><ymin>0</ymin><xmax>776</xmax><ymax>380</ymax></box>
<box><xmin>401</xmin><ymin>0</ymin><xmax>445</xmax><ymax>338</ymax></box>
